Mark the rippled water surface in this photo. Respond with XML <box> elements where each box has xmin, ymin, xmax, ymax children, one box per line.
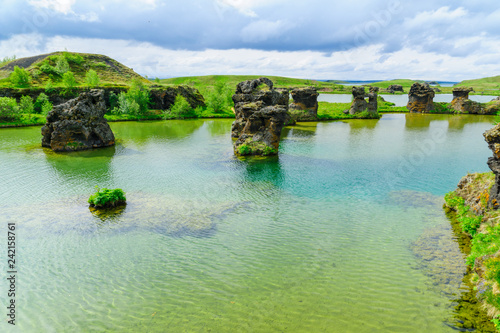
<box><xmin>0</xmin><ymin>114</ymin><xmax>495</xmax><ymax>332</ymax></box>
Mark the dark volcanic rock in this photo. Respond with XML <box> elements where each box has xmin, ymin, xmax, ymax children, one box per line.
<box><xmin>484</xmin><ymin>125</ymin><xmax>500</xmax><ymax>208</ymax></box>
<box><xmin>149</xmin><ymin>85</ymin><xmax>205</xmax><ymax>110</ymax></box>
<box><xmin>231</xmin><ymin>78</ymin><xmax>289</xmax><ymax>156</ymax></box>
<box><xmin>289</xmin><ymin>87</ymin><xmax>319</xmax><ymax>121</ymax></box>
<box><xmin>386</xmin><ymin>84</ymin><xmax>404</xmax><ymax>93</ymax></box>
<box><xmin>41</xmin><ymin>89</ymin><xmax>115</xmax><ymax>151</ymax></box>
<box><xmin>406</xmin><ymin>82</ymin><xmax>435</xmax><ymax>113</ymax></box>
<box><xmin>349</xmin><ymin>86</ymin><xmax>368</xmax><ymax>115</ymax></box>
<box><xmin>451</xmin><ymin>87</ymin><xmax>492</xmax><ymax>114</ymax></box>
<box><xmin>348</xmin><ymin>86</ymin><xmax>378</xmax><ymax>115</ymax></box>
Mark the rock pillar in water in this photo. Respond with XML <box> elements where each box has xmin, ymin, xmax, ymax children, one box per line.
<box><xmin>231</xmin><ymin>78</ymin><xmax>289</xmax><ymax>156</ymax></box>
<box><xmin>289</xmin><ymin>87</ymin><xmax>319</xmax><ymax>121</ymax></box>
<box><xmin>406</xmin><ymin>83</ymin><xmax>435</xmax><ymax>113</ymax></box>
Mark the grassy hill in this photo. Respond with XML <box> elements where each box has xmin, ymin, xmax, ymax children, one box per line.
<box><xmin>456</xmin><ymin>75</ymin><xmax>500</xmax><ymax>92</ymax></box>
<box><xmin>0</xmin><ymin>52</ymin><xmax>147</xmax><ymax>88</ymax></box>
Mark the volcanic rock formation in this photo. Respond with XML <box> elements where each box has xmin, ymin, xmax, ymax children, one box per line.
<box><xmin>41</xmin><ymin>89</ymin><xmax>115</xmax><ymax>151</ymax></box>
<box><xmin>289</xmin><ymin>87</ymin><xmax>319</xmax><ymax>121</ymax></box>
<box><xmin>231</xmin><ymin>78</ymin><xmax>289</xmax><ymax>156</ymax></box>
<box><xmin>450</xmin><ymin>87</ymin><xmax>487</xmax><ymax>114</ymax></box>
<box><xmin>484</xmin><ymin>124</ymin><xmax>500</xmax><ymax>209</ymax></box>
<box><xmin>387</xmin><ymin>84</ymin><xmax>404</xmax><ymax>93</ymax></box>
<box><xmin>406</xmin><ymin>83</ymin><xmax>435</xmax><ymax>113</ymax></box>
<box><xmin>348</xmin><ymin>86</ymin><xmax>378</xmax><ymax>115</ymax></box>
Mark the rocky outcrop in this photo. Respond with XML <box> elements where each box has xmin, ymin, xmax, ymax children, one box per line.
<box><xmin>289</xmin><ymin>87</ymin><xmax>319</xmax><ymax>121</ymax></box>
<box><xmin>451</xmin><ymin>87</ymin><xmax>492</xmax><ymax>114</ymax></box>
<box><xmin>348</xmin><ymin>86</ymin><xmax>378</xmax><ymax>115</ymax></box>
<box><xmin>484</xmin><ymin>125</ymin><xmax>500</xmax><ymax>209</ymax></box>
<box><xmin>406</xmin><ymin>83</ymin><xmax>435</xmax><ymax>113</ymax></box>
<box><xmin>387</xmin><ymin>84</ymin><xmax>403</xmax><ymax>93</ymax></box>
<box><xmin>231</xmin><ymin>78</ymin><xmax>289</xmax><ymax>156</ymax></box>
<box><xmin>149</xmin><ymin>85</ymin><xmax>205</xmax><ymax>110</ymax></box>
<box><xmin>41</xmin><ymin>89</ymin><xmax>115</xmax><ymax>151</ymax></box>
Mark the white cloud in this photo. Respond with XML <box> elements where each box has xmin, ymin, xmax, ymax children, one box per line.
<box><xmin>2</xmin><ymin>34</ymin><xmax>500</xmax><ymax>82</ymax></box>
<box><xmin>29</xmin><ymin>0</ymin><xmax>76</xmax><ymax>14</ymax></box>
<box><xmin>215</xmin><ymin>0</ymin><xmax>279</xmax><ymax>17</ymax></box>
<box><xmin>404</xmin><ymin>6</ymin><xmax>468</xmax><ymax>28</ymax></box>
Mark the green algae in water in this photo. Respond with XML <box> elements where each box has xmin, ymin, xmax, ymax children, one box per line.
<box><xmin>0</xmin><ymin>114</ymin><xmax>498</xmax><ymax>332</ymax></box>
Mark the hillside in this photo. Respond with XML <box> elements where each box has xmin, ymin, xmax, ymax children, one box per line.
<box><xmin>0</xmin><ymin>52</ymin><xmax>147</xmax><ymax>87</ymax></box>
<box><xmin>456</xmin><ymin>75</ymin><xmax>500</xmax><ymax>92</ymax></box>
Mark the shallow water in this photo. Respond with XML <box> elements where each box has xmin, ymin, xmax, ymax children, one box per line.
<box><xmin>318</xmin><ymin>93</ymin><xmax>498</xmax><ymax>106</ymax></box>
<box><xmin>0</xmin><ymin>114</ymin><xmax>495</xmax><ymax>332</ymax></box>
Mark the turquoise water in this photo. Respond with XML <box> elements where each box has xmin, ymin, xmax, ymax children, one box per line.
<box><xmin>0</xmin><ymin>114</ymin><xmax>494</xmax><ymax>332</ymax></box>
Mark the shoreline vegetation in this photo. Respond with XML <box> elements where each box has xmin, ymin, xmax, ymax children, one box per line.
<box><xmin>1</xmin><ymin>52</ymin><xmax>500</xmax><ymax>128</ymax></box>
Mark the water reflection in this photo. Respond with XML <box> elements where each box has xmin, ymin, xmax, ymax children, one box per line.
<box><xmin>205</xmin><ymin>119</ymin><xmax>233</xmax><ymax>137</ymax></box>
<box><xmin>282</xmin><ymin>122</ymin><xmax>318</xmax><ymax>138</ymax></box>
<box><xmin>345</xmin><ymin>118</ymin><xmax>380</xmax><ymax>130</ymax></box>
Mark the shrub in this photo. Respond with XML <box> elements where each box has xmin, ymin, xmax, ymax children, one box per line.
<box><xmin>41</xmin><ymin>100</ymin><xmax>53</xmax><ymax>115</ymax></box>
<box><xmin>63</xmin><ymin>52</ymin><xmax>83</xmax><ymax>65</ymax></box>
<box><xmin>62</xmin><ymin>71</ymin><xmax>77</xmax><ymax>90</ymax></box>
<box><xmin>206</xmin><ymin>81</ymin><xmax>232</xmax><ymax>113</ymax></box>
<box><xmin>19</xmin><ymin>95</ymin><xmax>34</xmax><ymax>114</ymax></box>
<box><xmin>108</xmin><ymin>92</ymin><xmax>119</xmax><ymax>112</ymax></box>
<box><xmin>9</xmin><ymin>66</ymin><xmax>31</xmax><ymax>87</ymax></box>
<box><xmin>467</xmin><ymin>225</ymin><xmax>500</xmax><ymax>266</ymax></box>
<box><xmin>262</xmin><ymin>145</ymin><xmax>278</xmax><ymax>156</ymax></box>
<box><xmin>34</xmin><ymin>93</ymin><xmax>50</xmax><ymax>114</ymax></box>
<box><xmin>88</xmin><ymin>187</ymin><xmax>126</xmax><ymax>208</ymax></box>
<box><xmin>45</xmin><ymin>78</ymin><xmax>55</xmax><ymax>93</ymax></box>
<box><xmin>40</xmin><ymin>62</ymin><xmax>59</xmax><ymax>76</ymax></box>
<box><xmin>115</xmin><ymin>79</ymin><xmax>149</xmax><ymax>115</ymax></box>
<box><xmin>168</xmin><ymin>94</ymin><xmax>195</xmax><ymax>118</ymax></box>
<box><xmin>0</xmin><ymin>97</ymin><xmax>19</xmax><ymax>120</ymax></box>
<box><xmin>85</xmin><ymin>69</ymin><xmax>100</xmax><ymax>87</ymax></box>
<box><xmin>55</xmin><ymin>55</ymin><xmax>69</xmax><ymax>74</ymax></box>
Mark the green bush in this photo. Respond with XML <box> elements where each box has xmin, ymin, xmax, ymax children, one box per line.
<box><xmin>444</xmin><ymin>191</ymin><xmax>482</xmax><ymax>236</ymax></box>
<box><xmin>19</xmin><ymin>96</ymin><xmax>34</xmax><ymax>114</ymax></box>
<box><xmin>45</xmin><ymin>79</ymin><xmax>55</xmax><ymax>93</ymax></box>
<box><xmin>9</xmin><ymin>66</ymin><xmax>31</xmax><ymax>87</ymax></box>
<box><xmin>85</xmin><ymin>69</ymin><xmax>100</xmax><ymax>87</ymax></box>
<box><xmin>62</xmin><ymin>71</ymin><xmax>77</xmax><ymax>90</ymax></box>
<box><xmin>262</xmin><ymin>145</ymin><xmax>278</xmax><ymax>156</ymax></box>
<box><xmin>115</xmin><ymin>79</ymin><xmax>149</xmax><ymax>115</ymax></box>
<box><xmin>41</xmin><ymin>100</ymin><xmax>53</xmax><ymax>115</ymax></box>
<box><xmin>0</xmin><ymin>97</ymin><xmax>19</xmax><ymax>120</ymax></box>
<box><xmin>467</xmin><ymin>225</ymin><xmax>500</xmax><ymax>266</ymax></box>
<box><xmin>34</xmin><ymin>93</ymin><xmax>50</xmax><ymax>114</ymax></box>
<box><xmin>39</xmin><ymin>63</ymin><xmax>59</xmax><ymax>76</ymax></box>
<box><xmin>55</xmin><ymin>55</ymin><xmax>69</xmax><ymax>74</ymax></box>
<box><xmin>206</xmin><ymin>82</ymin><xmax>233</xmax><ymax>113</ymax></box>
<box><xmin>88</xmin><ymin>187</ymin><xmax>126</xmax><ymax>208</ymax></box>
<box><xmin>108</xmin><ymin>92</ymin><xmax>119</xmax><ymax>112</ymax></box>
<box><xmin>63</xmin><ymin>52</ymin><xmax>83</xmax><ymax>65</ymax></box>
<box><xmin>168</xmin><ymin>94</ymin><xmax>196</xmax><ymax>118</ymax></box>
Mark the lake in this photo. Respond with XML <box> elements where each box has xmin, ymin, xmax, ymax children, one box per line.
<box><xmin>0</xmin><ymin>114</ymin><xmax>494</xmax><ymax>332</ymax></box>
<box><xmin>318</xmin><ymin>93</ymin><xmax>499</xmax><ymax>106</ymax></box>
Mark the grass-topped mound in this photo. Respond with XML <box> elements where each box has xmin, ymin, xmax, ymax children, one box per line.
<box><xmin>88</xmin><ymin>187</ymin><xmax>126</xmax><ymax>208</ymax></box>
<box><xmin>0</xmin><ymin>51</ymin><xmax>148</xmax><ymax>88</ymax></box>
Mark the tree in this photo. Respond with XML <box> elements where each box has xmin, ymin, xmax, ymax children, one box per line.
<box><xmin>206</xmin><ymin>81</ymin><xmax>232</xmax><ymax>113</ymax></box>
<box><xmin>34</xmin><ymin>93</ymin><xmax>50</xmax><ymax>114</ymax></box>
<box><xmin>85</xmin><ymin>69</ymin><xmax>100</xmax><ymax>87</ymax></box>
<box><xmin>168</xmin><ymin>94</ymin><xmax>196</xmax><ymax>118</ymax></box>
<box><xmin>19</xmin><ymin>96</ymin><xmax>34</xmax><ymax>114</ymax></box>
<box><xmin>62</xmin><ymin>71</ymin><xmax>77</xmax><ymax>90</ymax></box>
<box><xmin>9</xmin><ymin>66</ymin><xmax>31</xmax><ymax>87</ymax></box>
<box><xmin>0</xmin><ymin>97</ymin><xmax>19</xmax><ymax>120</ymax></box>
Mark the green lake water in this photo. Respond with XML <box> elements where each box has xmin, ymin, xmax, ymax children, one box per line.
<box><xmin>0</xmin><ymin>113</ymin><xmax>495</xmax><ymax>332</ymax></box>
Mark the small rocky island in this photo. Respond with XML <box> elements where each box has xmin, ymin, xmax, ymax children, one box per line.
<box><xmin>347</xmin><ymin>86</ymin><xmax>378</xmax><ymax>115</ymax></box>
<box><xmin>407</xmin><ymin>82</ymin><xmax>435</xmax><ymax>113</ymax></box>
<box><xmin>41</xmin><ymin>89</ymin><xmax>115</xmax><ymax>151</ymax></box>
<box><xmin>231</xmin><ymin>78</ymin><xmax>289</xmax><ymax>156</ymax></box>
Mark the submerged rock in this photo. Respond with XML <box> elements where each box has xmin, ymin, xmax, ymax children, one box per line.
<box><xmin>406</xmin><ymin>83</ymin><xmax>435</xmax><ymax>113</ymax></box>
<box><xmin>231</xmin><ymin>78</ymin><xmax>289</xmax><ymax>156</ymax></box>
<box><xmin>41</xmin><ymin>89</ymin><xmax>115</xmax><ymax>151</ymax></box>
<box><xmin>289</xmin><ymin>87</ymin><xmax>319</xmax><ymax>121</ymax></box>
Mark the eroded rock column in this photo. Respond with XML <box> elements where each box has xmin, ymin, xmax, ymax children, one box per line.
<box><xmin>231</xmin><ymin>78</ymin><xmax>289</xmax><ymax>156</ymax></box>
<box><xmin>289</xmin><ymin>87</ymin><xmax>319</xmax><ymax>121</ymax></box>
<box><xmin>406</xmin><ymin>83</ymin><xmax>435</xmax><ymax>113</ymax></box>
<box><xmin>484</xmin><ymin>125</ymin><xmax>500</xmax><ymax>209</ymax></box>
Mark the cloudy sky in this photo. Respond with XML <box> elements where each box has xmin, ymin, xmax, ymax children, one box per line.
<box><xmin>0</xmin><ymin>0</ymin><xmax>499</xmax><ymax>81</ymax></box>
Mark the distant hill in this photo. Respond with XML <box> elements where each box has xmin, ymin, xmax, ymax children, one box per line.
<box><xmin>456</xmin><ymin>75</ymin><xmax>500</xmax><ymax>92</ymax></box>
<box><xmin>0</xmin><ymin>52</ymin><xmax>147</xmax><ymax>87</ymax></box>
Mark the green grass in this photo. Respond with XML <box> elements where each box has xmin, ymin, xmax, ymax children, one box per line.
<box><xmin>0</xmin><ymin>114</ymin><xmax>45</xmax><ymax>127</ymax></box>
<box><xmin>456</xmin><ymin>75</ymin><xmax>500</xmax><ymax>95</ymax></box>
<box><xmin>317</xmin><ymin>102</ymin><xmax>381</xmax><ymax>120</ymax></box>
<box><xmin>371</xmin><ymin>79</ymin><xmax>418</xmax><ymax>90</ymax></box>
